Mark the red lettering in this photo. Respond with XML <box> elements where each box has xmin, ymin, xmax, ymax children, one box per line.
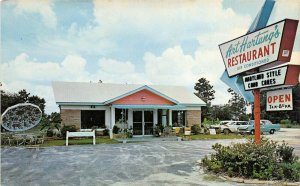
<box><xmin>273</xmin><ymin>95</ymin><xmax>278</xmax><ymax>102</ymax></box>
<box><xmin>253</xmin><ymin>50</ymin><xmax>257</xmax><ymax>59</ymax></box>
<box><xmin>228</xmin><ymin>58</ymin><xmax>232</xmax><ymax>67</ymax></box>
<box><xmin>258</xmin><ymin>48</ymin><xmax>263</xmax><ymax>58</ymax></box>
<box><xmin>267</xmin><ymin>96</ymin><xmax>272</xmax><ymax>103</ymax></box>
<box><xmin>279</xmin><ymin>95</ymin><xmax>284</xmax><ymax>102</ymax></box>
<box><xmin>242</xmin><ymin>53</ymin><xmax>247</xmax><ymax>63</ymax></box>
<box><xmin>270</xmin><ymin>42</ymin><xmax>276</xmax><ymax>54</ymax></box>
<box><xmin>264</xmin><ymin>45</ymin><xmax>269</xmax><ymax>56</ymax></box>
<box><xmin>238</xmin><ymin>54</ymin><xmax>243</xmax><ymax>64</ymax></box>
<box><xmin>285</xmin><ymin>94</ymin><xmax>291</xmax><ymax>102</ymax></box>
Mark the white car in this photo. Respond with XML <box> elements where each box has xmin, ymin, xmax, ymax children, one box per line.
<box><xmin>221</xmin><ymin>121</ymin><xmax>248</xmax><ymax>134</ymax></box>
<box><xmin>210</xmin><ymin>120</ymin><xmax>233</xmax><ymax>129</ymax></box>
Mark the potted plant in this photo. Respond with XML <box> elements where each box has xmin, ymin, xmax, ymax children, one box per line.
<box><xmin>154</xmin><ymin>124</ymin><xmax>164</xmax><ymax>137</ymax></box>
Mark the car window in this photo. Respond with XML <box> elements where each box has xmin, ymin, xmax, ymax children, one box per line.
<box><xmin>239</xmin><ymin>122</ymin><xmax>247</xmax><ymax>125</ymax></box>
<box><xmin>220</xmin><ymin>122</ymin><xmax>229</xmax><ymax>125</ymax></box>
<box><xmin>248</xmin><ymin>121</ymin><xmax>254</xmax><ymax>125</ymax></box>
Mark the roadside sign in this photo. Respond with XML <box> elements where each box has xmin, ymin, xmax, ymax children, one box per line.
<box><xmin>266</xmin><ymin>88</ymin><xmax>293</xmax><ymax>111</ymax></box>
<box><xmin>243</xmin><ymin>66</ymin><xmax>287</xmax><ymax>91</ymax></box>
<box><xmin>219</xmin><ymin>19</ymin><xmax>298</xmax><ymax>77</ymax></box>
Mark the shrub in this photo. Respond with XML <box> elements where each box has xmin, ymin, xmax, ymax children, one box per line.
<box><xmin>280</xmin><ymin>119</ymin><xmax>291</xmax><ymax>125</ymax></box>
<box><xmin>201</xmin><ymin>138</ymin><xmax>300</xmax><ymax>181</ymax></box>
<box><xmin>103</xmin><ymin>128</ymin><xmax>109</xmax><ymax>136</ymax></box>
<box><xmin>191</xmin><ymin>125</ymin><xmax>201</xmax><ymax>134</ymax></box>
<box><xmin>113</xmin><ymin>125</ymin><xmax>120</xmax><ymax>134</ymax></box>
<box><xmin>60</xmin><ymin>125</ymin><xmax>77</xmax><ymax>138</ymax></box>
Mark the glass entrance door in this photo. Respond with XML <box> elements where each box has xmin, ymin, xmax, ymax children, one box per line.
<box><xmin>133</xmin><ymin>110</ymin><xmax>154</xmax><ymax>135</ymax></box>
<box><xmin>144</xmin><ymin>111</ymin><xmax>153</xmax><ymax>135</ymax></box>
<box><xmin>133</xmin><ymin>111</ymin><xmax>143</xmax><ymax>135</ymax></box>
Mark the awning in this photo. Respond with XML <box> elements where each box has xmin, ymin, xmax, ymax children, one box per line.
<box><xmin>112</xmin><ymin>104</ymin><xmax>187</xmax><ymax>109</ymax></box>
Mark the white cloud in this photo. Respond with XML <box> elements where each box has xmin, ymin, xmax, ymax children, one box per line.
<box><xmin>13</xmin><ymin>0</ymin><xmax>57</xmax><ymax>28</ymax></box>
<box><xmin>4</xmin><ymin>0</ymin><xmax>300</xmax><ymax>114</ymax></box>
<box><xmin>144</xmin><ymin>46</ymin><xmax>198</xmax><ymax>86</ymax></box>
<box><xmin>1</xmin><ymin>53</ymin><xmax>149</xmax><ymax>113</ymax></box>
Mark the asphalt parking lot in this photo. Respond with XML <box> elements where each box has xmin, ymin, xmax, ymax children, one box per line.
<box><xmin>1</xmin><ymin>129</ymin><xmax>299</xmax><ymax>186</ymax></box>
<box><xmin>265</xmin><ymin>128</ymin><xmax>300</xmax><ymax>156</ymax></box>
<box><xmin>1</xmin><ymin>139</ymin><xmax>249</xmax><ymax>186</ymax></box>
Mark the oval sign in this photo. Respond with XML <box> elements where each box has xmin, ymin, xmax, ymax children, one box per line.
<box><xmin>1</xmin><ymin>103</ymin><xmax>42</xmax><ymax>132</ymax></box>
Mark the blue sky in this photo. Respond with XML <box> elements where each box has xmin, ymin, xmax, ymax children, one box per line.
<box><xmin>1</xmin><ymin>0</ymin><xmax>300</xmax><ymax>113</ymax></box>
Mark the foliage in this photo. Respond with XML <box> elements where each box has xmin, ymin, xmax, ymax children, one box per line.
<box><xmin>194</xmin><ymin>78</ymin><xmax>216</xmax><ymax>122</ymax></box>
<box><xmin>191</xmin><ymin>134</ymin><xmax>244</xmax><ymax>140</ymax></box>
<box><xmin>191</xmin><ymin>125</ymin><xmax>202</xmax><ymax>134</ymax></box>
<box><xmin>103</xmin><ymin>128</ymin><xmax>110</xmax><ymax>136</ymax></box>
<box><xmin>194</xmin><ymin>78</ymin><xmax>216</xmax><ymax>105</ymax></box>
<box><xmin>60</xmin><ymin>125</ymin><xmax>77</xmax><ymax>138</ymax></box>
<box><xmin>40</xmin><ymin>112</ymin><xmax>61</xmax><ymax>137</ymax></box>
<box><xmin>227</xmin><ymin>88</ymin><xmax>248</xmax><ymax>120</ymax></box>
<box><xmin>201</xmin><ymin>138</ymin><xmax>300</xmax><ymax>181</ymax></box>
<box><xmin>126</xmin><ymin>128</ymin><xmax>133</xmax><ymax>138</ymax></box>
<box><xmin>280</xmin><ymin>119</ymin><xmax>291</xmax><ymax>125</ymax></box>
<box><xmin>1</xmin><ymin>89</ymin><xmax>46</xmax><ymax>114</ymax></box>
<box><xmin>113</xmin><ymin>125</ymin><xmax>120</xmax><ymax>134</ymax></box>
<box><xmin>210</xmin><ymin>105</ymin><xmax>231</xmax><ymax>121</ymax></box>
<box><xmin>154</xmin><ymin>124</ymin><xmax>164</xmax><ymax>137</ymax></box>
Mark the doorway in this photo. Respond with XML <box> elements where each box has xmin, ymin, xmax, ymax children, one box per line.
<box><xmin>133</xmin><ymin>110</ymin><xmax>153</xmax><ymax>136</ymax></box>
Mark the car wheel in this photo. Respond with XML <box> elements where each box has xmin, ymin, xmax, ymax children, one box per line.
<box><xmin>269</xmin><ymin>129</ymin><xmax>275</xmax><ymax>134</ymax></box>
<box><xmin>223</xmin><ymin>129</ymin><xmax>230</xmax><ymax>135</ymax></box>
<box><xmin>250</xmin><ymin>130</ymin><xmax>255</xmax><ymax>135</ymax></box>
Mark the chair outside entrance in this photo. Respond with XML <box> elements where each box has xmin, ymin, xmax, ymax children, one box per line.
<box><xmin>183</xmin><ymin>127</ymin><xmax>192</xmax><ymax>140</ymax></box>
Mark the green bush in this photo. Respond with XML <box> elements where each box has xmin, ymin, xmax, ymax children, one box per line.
<box><xmin>103</xmin><ymin>128</ymin><xmax>109</xmax><ymax>136</ymax></box>
<box><xmin>280</xmin><ymin>119</ymin><xmax>291</xmax><ymax>125</ymax></box>
<box><xmin>201</xmin><ymin>138</ymin><xmax>300</xmax><ymax>181</ymax></box>
<box><xmin>113</xmin><ymin>125</ymin><xmax>120</xmax><ymax>134</ymax></box>
<box><xmin>60</xmin><ymin>125</ymin><xmax>77</xmax><ymax>138</ymax></box>
<box><xmin>191</xmin><ymin>125</ymin><xmax>201</xmax><ymax>134</ymax></box>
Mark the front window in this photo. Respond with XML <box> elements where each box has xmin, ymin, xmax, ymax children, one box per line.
<box><xmin>172</xmin><ymin>110</ymin><xmax>186</xmax><ymax>127</ymax></box>
<box><xmin>81</xmin><ymin>110</ymin><xmax>105</xmax><ymax>129</ymax></box>
<box><xmin>115</xmin><ymin>109</ymin><xmax>128</xmax><ymax>129</ymax></box>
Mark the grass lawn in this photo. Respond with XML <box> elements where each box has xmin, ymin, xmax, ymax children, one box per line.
<box><xmin>41</xmin><ymin>137</ymin><xmax>119</xmax><ymax>147</ymax></box>
<box><xmin>191</xmin><ymin>134</ymin><xmax>245</xmax><ymax>140</ymax></box>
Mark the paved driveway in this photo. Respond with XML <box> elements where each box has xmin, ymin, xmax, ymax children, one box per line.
<box><xmin>265</xmin><ymin>128</ymin><xmax>300</xmax><ymax>156</ymax></box>
<box><xmin>2</xmin><ymin>129</ymin><xmax>300</xmax><ymax>186</ymax></box>
<box><xmin>2</xmin><ymin>139</ymin><xmax>250</xmax><ymax>186</ymax></box>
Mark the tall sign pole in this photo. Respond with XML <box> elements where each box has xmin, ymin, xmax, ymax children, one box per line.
<box><xmin>253</xmin><ymin>89</ymin><xmax>261</xmax><ymax>144</ymax></box>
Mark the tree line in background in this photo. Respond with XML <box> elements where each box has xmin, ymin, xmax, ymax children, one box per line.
<box><xmin>194</xmin><ymin>77</ymin><xmax>300</xmax><ymax>124</ymax></box>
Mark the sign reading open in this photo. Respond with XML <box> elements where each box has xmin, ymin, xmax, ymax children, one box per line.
<box><xmin>266</xmin><ymin>88</ymin><xmax>293</xmax><ymax>111</ymax></box>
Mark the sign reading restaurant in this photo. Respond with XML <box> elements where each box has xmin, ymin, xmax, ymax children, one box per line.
<box><xmin>243</xmin><ymin>66</ymin><xmax>287</xmax><ymax>91</ymax></box>
<box><xmin>266</xmin><ymin>88</ymin><xmax>293</xmax><ymax>111</ymax></box>
<box><xmin>219</xmin><ymin>19</ymin><xmax>298</xmax><ymax>77</ymax></box>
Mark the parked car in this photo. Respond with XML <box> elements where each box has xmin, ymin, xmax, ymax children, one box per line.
<box><xmin>221</xmin><ymin>121</ymin><xmax>248</xmax><ymax>134</ymax></box>
<box><xmin>238</xmin><ymin>120</ymin><xmax>280</xmax><ymax>135</ymax></box>
<box><xmin>210</xmin><ymin>121</ymin><xmax>248</xmax><ymax>134</ymax></box>
<box><xmin>210</xmin><ymin>120</ymin><xmax>232</xmax><ymax>130</ymax></box>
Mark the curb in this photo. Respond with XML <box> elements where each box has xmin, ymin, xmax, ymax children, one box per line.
<box><xmin>220</xmin><ymin>176</ymin><xmax>300</xmax><ymax>185</ymax></box>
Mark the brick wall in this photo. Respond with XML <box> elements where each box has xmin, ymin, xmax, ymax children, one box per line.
<box><xmin>186</xmin><ymin>110</ymin><xmax>201</xmax><ymax>127</ymax></box>
<box><xmin>61</xmin><ymin>109</ymin><xmax>81</xmax><ymax>130</ymax></box>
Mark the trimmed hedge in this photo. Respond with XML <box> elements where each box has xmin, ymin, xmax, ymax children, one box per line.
<box><xmin>201</xmin><ymin>138</ymin><xmax>300</xmax><ymax>181</ymax></box>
